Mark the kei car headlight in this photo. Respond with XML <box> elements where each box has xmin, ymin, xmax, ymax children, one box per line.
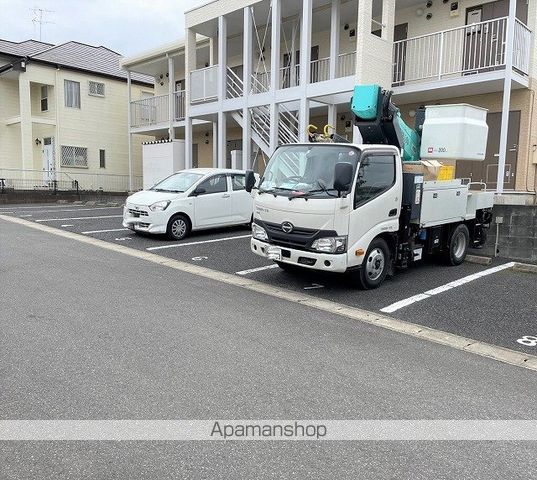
<box><xmin>311</xmin><ymin>236</ymin><xmax>347</xmax><ymax>254</ymax></box>
<box><xmin>252</xmin><ymin>223</ymin><xmax>268</xmax><ymax>241</ymax></box>
<box><xmin>149</xmin><ymin>200</ymin><xmax>170</xmax><ymax>212</ymax></box>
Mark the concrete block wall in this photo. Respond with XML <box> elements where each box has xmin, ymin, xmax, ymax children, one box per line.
<box><xmin>476</xmin><ymin>204</ymin><xmax>537</xmax><ymax>263</ymax></box>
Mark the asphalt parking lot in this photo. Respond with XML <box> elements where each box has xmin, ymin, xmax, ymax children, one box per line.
<box><xmin>2</xmin><ymin>201</ymin><xmax>536</xmax><ymax>357</ymax></box>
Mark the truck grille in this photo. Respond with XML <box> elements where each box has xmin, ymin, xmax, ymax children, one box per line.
<box><xmin>263</xmin><ymin>221</ymin><xmax>320</xmax><ymax>250</ymax></box>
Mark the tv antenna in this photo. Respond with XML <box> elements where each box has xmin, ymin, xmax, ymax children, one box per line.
<box><xmin>30</xmin><ymin>7</ymin><xmax>54</xmax><ymax>41</ymax></box>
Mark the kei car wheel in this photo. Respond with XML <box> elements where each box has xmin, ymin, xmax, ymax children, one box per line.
<box><xmin>166</xmin><ymin>214</ymin><xmax>191</xmax><ymax>241</ymax></box>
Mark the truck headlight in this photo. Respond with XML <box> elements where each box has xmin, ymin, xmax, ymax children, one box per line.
<box><xmin>149</xmin><ymin>200</ymin><xmax>170</xmax><ymax>211</ymax></box>
<box><xmin>252</xmin><ymin>223</ymin><xmax>268</xmax><ymax>241</ymax></box>
<box><xmin>311</xmin><ymin>236</ymin><xmax>347</xmax><ymax>254</ymax></box>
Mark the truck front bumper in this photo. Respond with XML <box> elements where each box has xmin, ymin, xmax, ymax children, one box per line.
<box><xmin>251</xmin><ymin>238</ymin><xmax>349</xmax><ymax>273</ymax></box>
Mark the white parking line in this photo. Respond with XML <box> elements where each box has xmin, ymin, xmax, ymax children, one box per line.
<box><xmin>19</xmin><ymin>207</ymin><xmax>122</xmax><ymax>214</ymax></box>
<box><xmin>236</xmin><ymin>264</ymin><xmax>279</xmax><ymax>275</ymax></box>
<box><xmin>82</xmin><ymin>228</ymin><xmax>130</xmax><ymax>234</ymax></box>
<box><xmin>380</xmin><ymin>262</ymin><xmax>516</xmax><ymax>313</ymax></box>
<box><xmin>147</xmin><ymin>234</ymin><xmax>251</xmax><ymax>251</ymax></box>
<box><xmin>36</xmin><ymin>215</ymin><xmax>123</xmax><ymax>222</ymax></box>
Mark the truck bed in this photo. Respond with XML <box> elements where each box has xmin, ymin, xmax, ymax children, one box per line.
<box><xmin>410</xmin><ymin>179</ymin><xmax>494</xmax><ymax>228</ymax></box>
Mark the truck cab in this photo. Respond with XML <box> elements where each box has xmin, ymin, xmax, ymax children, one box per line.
<box><xmin>248</xmin><ymin>142</ymin><xmax>493</xmax><ymax>289</ymax></box>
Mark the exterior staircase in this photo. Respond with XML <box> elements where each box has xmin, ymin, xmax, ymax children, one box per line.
<box><xmin>227</xmin><ymin>67</ymin><xmax>299</xmax><ymax>160</ymax></box>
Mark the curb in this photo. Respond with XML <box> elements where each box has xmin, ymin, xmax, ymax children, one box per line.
<box><xmin>513</xmin><ymin>262</ymin><xmax>537</xmax><ymax>274</ymax></box>
<box><xmin>465</xmin><ymin>254</ymin><xmax>492</xmax><ymax>266</ymax></box>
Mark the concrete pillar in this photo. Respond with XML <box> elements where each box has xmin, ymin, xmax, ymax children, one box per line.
<box><xmin>270</xmin><ymin>103</ymin><xmax>279</xmax><ymax>153</ymax></box>
<box><xmin>298</xmin><ymin>0</ymin><xmax>313</xmax><ymax>142</ymax></box>
<box><xmin>328</xmin><ymin>104</ymin><xmax>337</xmax><ymax>130</ymax></box>
<box><xmin>329</xmin><ymin>0</ymin><xmax>340</xmax><ymax>80</ymax></box>
<box><xmin>354</xmin><ymin>0</ymin><xmax>395</xmax><ymax>88</ymax></box>
<box><xmin>496</xmin><ymin>0</ymin><xmax>517</xmax><ymax>194</ymax></box>
<box><xmin>218</xmin><ymin>111</ymin><xmax>227</xmax><ymax>168</ymax></box>
<box><xmin>167</xmin><ymin>55</ymin><xmax>175</xmax><ymax>140</ymax></box>
<box><xmin>270</xmin><ymin>0</ymin><xmax>281</xmax><ymax>92</ymax></box>
<box><xmin>184</xmin><ymin>28</ymin><xmax>197</xmax><ymax>169</ymax></box>
<box><xmin>242</xmin><ymin>6</ymin><xmax>253</xmax><ymax>168</ymax></box>
<box><xmin>212</xmin><ymin>121</ymin><xmax>218</xmax><ymax>168</ymax></box>
<box><xmin>299</xmin><ymin>99</ymin><xmax>310</xmax><ymax>143</ymax></box>
<box><xmin>185</xmin><ymin>117</ymin><xmax>193</xmax><ymax>169</ymax></box>
<box><xmin>218</xmin><ymin>15</ymin><xmax>227</xmax><ymax>102</ymax></box>
<box><xmin>126</xmin><ymin>71</ymin><xmax>133</xmax><ymax>191</ymax></box>
<box><xmin>209</xmin><ymin>38</ymin><xmax>217</xmax><ymax>66</ymax></box>
<box><xmin>18</xmin><ymin>76</ymin><xmax>32</xmax><ymax>175</ymax></box>
<box><xmin>299</xmin><ymin>0</ymin><xmax>312</xmax><ymax>89</ymax></box>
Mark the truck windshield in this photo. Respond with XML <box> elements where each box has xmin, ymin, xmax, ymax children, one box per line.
<box><xmin>150</xmin><ymin>172</ymin><xmax>204</xmax><ymax>193</ymax></box>
<box><xmin>259</xmin><ymin>145</ymin><xmax>360</xmax><ymax>198</ymax></box>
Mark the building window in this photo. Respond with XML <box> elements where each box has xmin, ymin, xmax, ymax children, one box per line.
<box><xmin>40</xmin><ymin>85</ymin><xmax>48</xmax><ymax>112</ymax></box>
<box><xmin>61</xmin><ymin>145</ymin><xmax>88</xmax><ymax>167</ymax></box>
<box><xmin>64</xmin><ymin>80</ymin><xmax>80</xmax><ymax>108</ymax></box>
<box><xmin>99</xmin><ymin>149</ymin><xmax>106</xmax><ymax>168</ymax></box>
<box><xmin>89</xmin><ymin>81</ymin><xmax>105</xmax><ymax>97</ymax></box>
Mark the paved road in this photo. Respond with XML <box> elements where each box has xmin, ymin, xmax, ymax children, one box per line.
<box><xmin>1</xmin><ymin>202</ymin><xmax>536</xmax><ymax>355</ymax></box>
<box><xmin>1</xmin><ymin>210</ymin><xmax>537</xmax><ymax>478</ymax></box>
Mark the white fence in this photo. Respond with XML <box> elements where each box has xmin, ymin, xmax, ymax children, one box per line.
<box><xmin>190</xmin><ymin>65</ymin><xmax>219</xmax><ymax>103</ymax></box>
<box><xmin>393</xmin><ymin>17</ymin><xmax>532</xmax><ymax>86</ymax></box>
<box><xmin>0</xmin><ymin>168</ymin><xmax>142</xmax><ymax>192</ymax></box>
<box><xmin>337</xmin><ymin>52</ymin><xmax>356</xmax><ymax>78</ymax></box>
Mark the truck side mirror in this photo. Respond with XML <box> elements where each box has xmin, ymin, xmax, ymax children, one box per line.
<box><xmin>334</xmin><ymin>162</ymin><xmax>354</xmax><ymax>193</ymax></box>
<box><xmin>245</xmin><ymin>170</ymin><xmax>256</xmax><ymax>193</ymax></box>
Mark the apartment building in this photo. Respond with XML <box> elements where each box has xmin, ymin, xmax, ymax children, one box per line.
<box><xmin>123</xmin><ymin>0</ymin><xmax>536</xmax><ymax>199</ymax></box>
<box><xmin>0</xmin><ymin>39</ymin><xmax>154</xmax><ymax>192</ymax></box>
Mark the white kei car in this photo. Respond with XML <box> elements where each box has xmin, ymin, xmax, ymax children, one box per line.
<box><xmin>123</xmin><ymin>168</ymin><xmax>256</xmax><ymax>240</ymax></box>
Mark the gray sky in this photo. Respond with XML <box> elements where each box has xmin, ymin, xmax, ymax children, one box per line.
<box><xmin>0</xmin><ymin>0</ymin><xmax>191</xmax><ymax>57</ymax></box>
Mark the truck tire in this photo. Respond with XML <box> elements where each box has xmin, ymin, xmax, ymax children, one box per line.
<box><xmin>357</xmin><ymin>238</ymin><xmax>390</xmax><ymax>289</ymax></box>
<box><xmin>166</xmin><ymin>214</ymin><xmax>191</xmax><ymax>241</ymax></box>
<box><xmin>445</xmin><ymin>224</ymin><xmax>469</xmax><ymax>266</ymax></box>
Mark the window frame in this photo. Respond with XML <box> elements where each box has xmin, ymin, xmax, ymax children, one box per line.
<box><xmin>40</xmin><ymin>85</ymin><xmax>48</xmax><ymax>112</ymax></box>
<box><xmin>230</xmin><ymin>174</ymin><xmax>246</xmax><ymax>191</ymax></box>
<box><xmin>64</xmin><ymin>80</ymin><xmax>81</xmax><ymax>109</ymax></box>
<box><xmin>353</xmin><ymin>153</ymin><xmax>397</xmax><ymax>209</ymax></box>
<box><xmin>60</xmin><ymin>145</ymin><xmax>88</xmax><ymax>168</ymax></box>
<box><xmin>99</xmin><ymin>149</ymin><xmax>106</xmax><ymax>169</ymax></box>
<box><xmin>196</xmin><ymin>174</ymin><xmax>229</xmax><ymax>196</ymax></box>
<box><xmin>89</xmin><ymin>80</ymin><xmax>105</xmax><ymax>97</ymax></box>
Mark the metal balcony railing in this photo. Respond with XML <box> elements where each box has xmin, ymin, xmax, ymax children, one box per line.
<box><xmin>337</xmin><ymin>52</ymin><xmax>356</xmax><ymax>78</ymax></box>
<box><xmin>392</xmin><ymin>17</ymin><xmax>532</xmax><ymax>86</ymax></box>
<box><xmin>190</xmin><ymin>65</ymin><xmax>218</xmax><ymax>103</ymax></box>
<box><xmin>130</xmin><ymin>91</ymin><xmax>185</xmax><ymax>128</ymax></box>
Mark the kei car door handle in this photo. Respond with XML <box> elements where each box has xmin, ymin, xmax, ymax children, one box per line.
<box><xmin>388</xmin><ymin>209</ymin><xmax>398</xmax><ymax>217</ymax></box>
<box><xmin>223</xmin><ymin>193</ymin><xmax>230</xmax><ymax>198</ymax></box>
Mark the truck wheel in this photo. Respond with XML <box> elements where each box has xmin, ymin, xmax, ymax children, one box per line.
<box><xmin>358</xmin><ymin>238</ymin><xmax>390</xmax><ymax>289</ymax></box>
<box><xmin>445</xmin><ymin>224</ymin><xmax>469</xmax><ymax>266</ymax></box>
<box><xmin>166</xmin><ymin>214</ymin><xmax>191</xmax><ymax>241</ymax></box>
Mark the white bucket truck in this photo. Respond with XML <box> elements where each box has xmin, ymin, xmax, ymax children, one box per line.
<box><xmin>245</xmin><ymin>85</ymin><xmax>494</xmax><ymax>289</ymax></box>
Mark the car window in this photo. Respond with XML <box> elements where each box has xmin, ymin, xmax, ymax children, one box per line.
<box><xmin>198</xmin><ymin>174</ymin><xmax>228</xmax><ymax>194</ymax></box>
<box><xmin>354</xmin><ymin>155</ymin><xmax>396</xmax><ymax>208</ymax></box>
<box><xmin>231</xmin><ymin>174</ymin><xmax>246</xmax><ymax>191</ymax></box>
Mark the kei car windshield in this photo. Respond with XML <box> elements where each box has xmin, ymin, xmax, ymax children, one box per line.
<box><xmin>259</xmin><ymin>144</ymin><xmax>360</xmax><ymax>198</ymax></box>
<box><xmin>151</xmin><ymin>172</ymin><xmax>204</xmax><ymax>193</ymax></box>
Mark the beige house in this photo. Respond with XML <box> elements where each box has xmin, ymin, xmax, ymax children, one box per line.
<box><xmin>123</xmin><ymin>0</ymin><xmax>536</xmax><ymax>202</ymax></box>
<box><xmin>0</xmin><ymin>39</ymin><xmax>154</xmax><ymax>192</ymax></box>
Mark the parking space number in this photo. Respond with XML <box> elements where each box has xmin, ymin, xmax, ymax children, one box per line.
<box><xmin>516</xmin><ymin>336</ymin><xmax>537</xmax><ymax>347</ymax></box>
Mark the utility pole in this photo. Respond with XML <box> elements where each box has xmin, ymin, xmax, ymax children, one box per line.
<box><xmin>30</xmin><ymin>7</ymin><xmax>54</xmax><ymax>41</ymax></box>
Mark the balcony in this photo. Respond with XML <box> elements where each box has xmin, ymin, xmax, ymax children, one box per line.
<box><xmin>392</xmin><ymin>17</ymin><xmax>532</xmax><ymax>88</ymax></box>
<box><xmin>130</xmin><ymin>91</ymin><xmax>185</xmax><ymax>129</ymax></box>
<box><xmin>190</xmin><ymin>65</ymin><xmax>218</xmax><ymax>103</ymax></box>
